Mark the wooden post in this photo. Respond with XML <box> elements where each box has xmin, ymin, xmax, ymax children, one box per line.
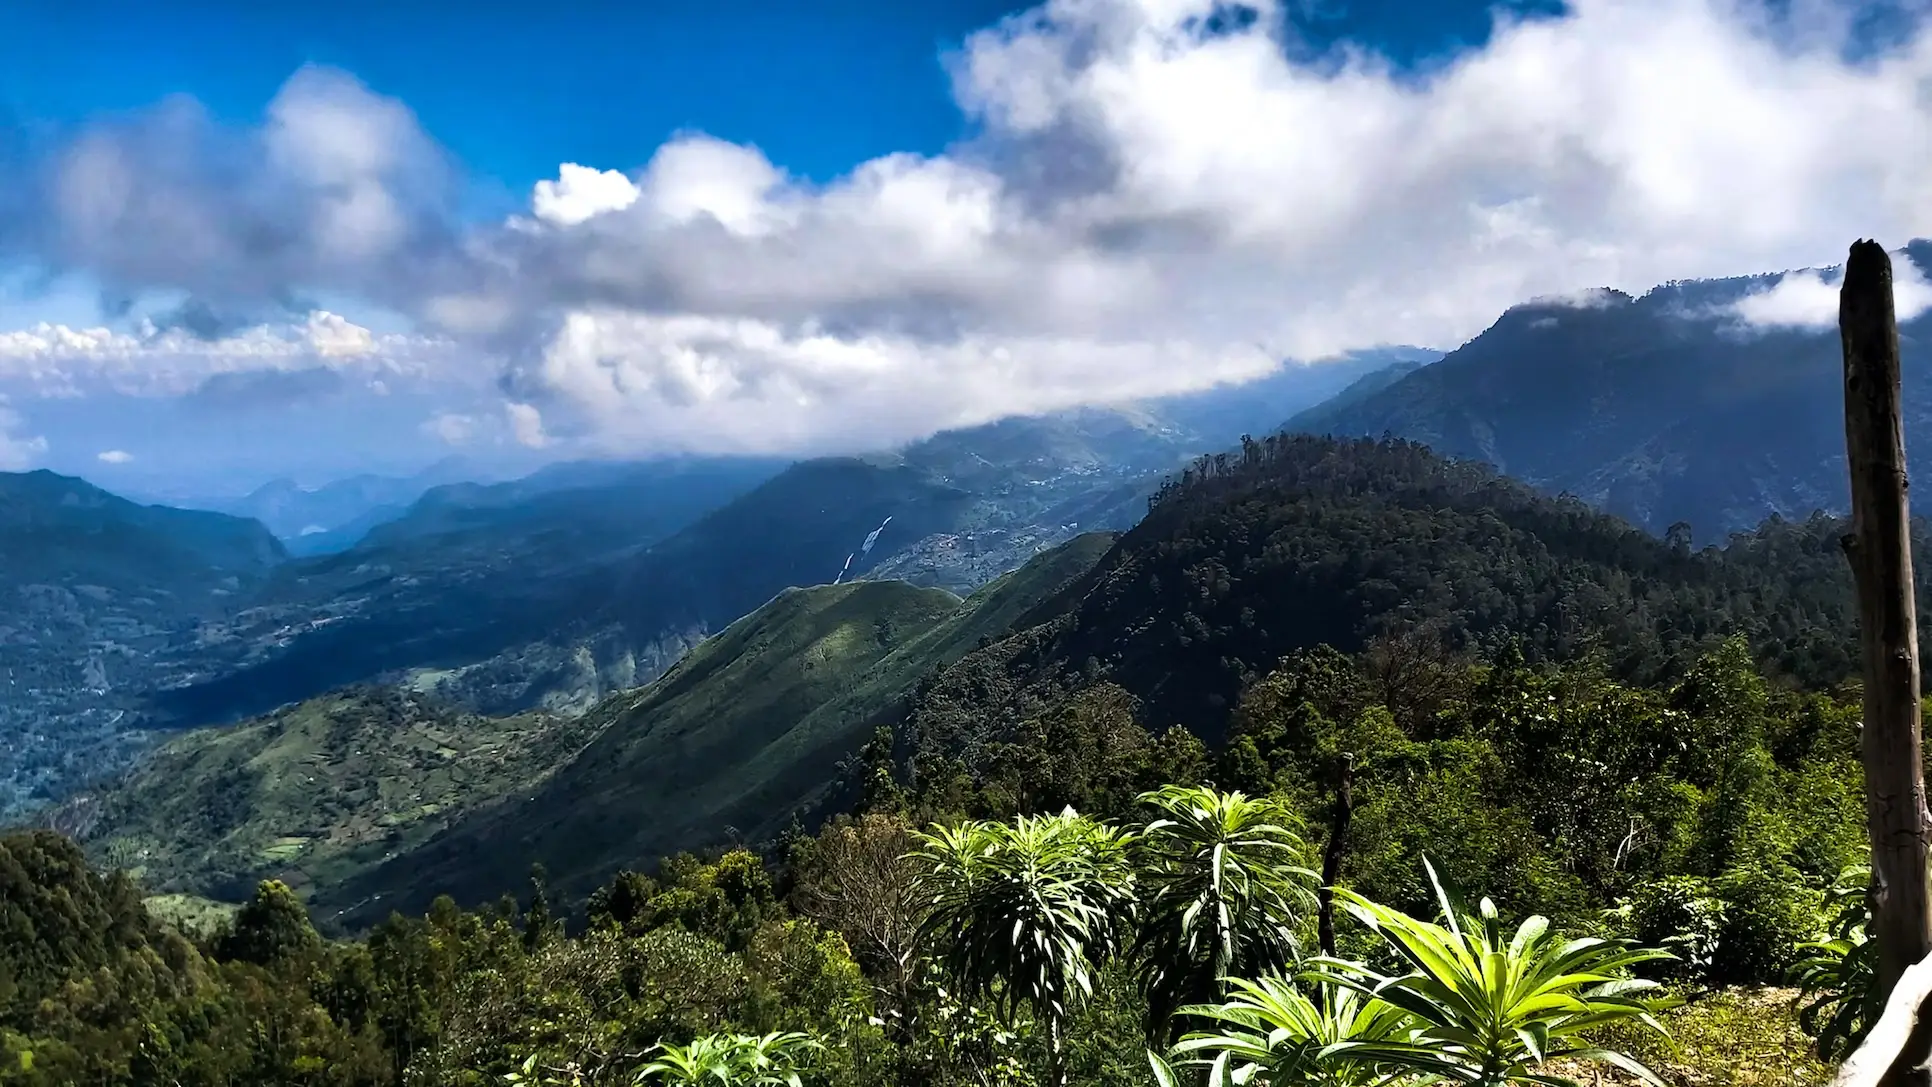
<box><xmin>1317</xmin><ymin>753</ymin><xmax>1353</xmax><ymax>959</ymax></box>
<box><xmin>1841</xmin><ymin>237</ymin><xmax>1932</xmax><ymax>1085</ymax></box>
<box><xmin>1839</xmin><ymin>957</ymin><xmax>1932</xmax><ymax>1086</ymax></box>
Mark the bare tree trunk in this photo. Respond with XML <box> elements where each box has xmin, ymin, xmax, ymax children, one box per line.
<box><xmin>1318</xmin><ymin>754</ymin><xmax>1354</xmax><ymax>959</ymax></box>
<box><xmin>1840</xmin><ymin>238</ymin><xmax>1932</xmax><ymax>1086</ymax></box>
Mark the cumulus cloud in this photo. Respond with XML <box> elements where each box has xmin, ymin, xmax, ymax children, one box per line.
<box><xmin>437</xmin><ymin>0</ymin><xmax>1932</xmax><ymax>454</ymax></box>
<box><xmin>509</xmin><ymin>308</ymin><xmax>1276</xmax><ymax>454</ymax></box>
<box><xmin>8</xmin><ymin>0</ymin><xmax>1932</xmax><ymax>457</ymax></box>
<box><xmin>12</xmin><ymin>66</ymin><xmax>457</xmax><ymax>313</ymax></box>
<box><xmin>0</xmin><ymin>402</ymin><xmax>48</xmax><ymax>470</ymax></box>
<box><xmin>530</xmin><ymin>164</ymin><xmax>641</xmax><ymax>227</ymax></box>
<box><xmin>96</xmin><ymin>448</ymin><xmax>132</xmax><ymax>463</ymax></box>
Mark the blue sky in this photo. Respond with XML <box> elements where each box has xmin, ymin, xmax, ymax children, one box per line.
<box><xmin>1</xmin><ymin>1</ymin><xmax>1562</xmax><ymax>202</ymax></box>
<box><xmin>0</xmin><ymin>0</ymin><xmax>1925</xmax><ymax>496</ymax></box>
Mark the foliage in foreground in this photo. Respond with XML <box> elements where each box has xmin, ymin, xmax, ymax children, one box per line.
<box><xmin>1130</xmin><ymin>785</ymin><xmax>1320</xmax><ymax>1041</ymax></box>
<box><xmin>911</xmin><ymin>809</ymin><xmax>1136</xmax><ymax>1086</ymax></box>
<box><xmin>1321</xmin><ymin>861</ymin><xmax>1674</xmax><ymax>1084</ymax></box>
<box><xmin>0</xmin><ymin>635</ymin><xmax>1868</xmax><ymax>1086</ymax></box>
<box><xmin>1790</xmin><ymin>863</ymin><xmax>1879</xmax><ymax>1063</ymax></box>
<box><xmin>506</xmin><ymin>1030</ymin><xmax>823</xmax><ymax>1087</ymax></box>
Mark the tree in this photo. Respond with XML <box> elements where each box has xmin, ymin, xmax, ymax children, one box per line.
<box><xmin>1315</xmin><ymin>860</ymin><xmax>1675</xmax><ymax>1086</ymax></box>
<box><xmin>586</xmin><ymin>870</ymin><xmax>659</xmax><ymax>932</ymax></box>
<box><xmin>523</xmin><ymin>863</ymin><xmax>556</xmax><ymax>952</ymax></box>
<box><xmin>216</xmin><ymin>879</ymin><xmax>321</xmax><ymax>967</ymax></box>
<box><xmin>910</xmin><ymin>809</ymin><xmax>1135</xmax><ymax>1087</ymax></box>
<box><xmin>1128</xmin><ymin>785</ymin><xmax>1319</xmax><ymax>1040</ymax></box>
<box><xmin>789</xmin><ymin>812</ymin><xmax>922</xmax><ymax>1035</ymax></box>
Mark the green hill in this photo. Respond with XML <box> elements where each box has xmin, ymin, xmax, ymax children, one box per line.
<box><xmin>66</xmin><ymin>689</ymin><xmax>602</xmax><ymax>901</ymax></box>
<box><xmin>317</xmin><ymin>534</ymin><xmax>1116</xmax><ymax>923</ymax></box>
<box><xmin>904</xmin><ymin>434</ymin><xmax>1917</xmax><ymax>768</ymax></box>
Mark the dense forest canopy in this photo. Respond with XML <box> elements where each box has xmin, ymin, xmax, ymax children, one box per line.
<box><xmin>906</xmin><ymin>435</ymin><xmax>1913</xmax><ymax>768</ymax></box>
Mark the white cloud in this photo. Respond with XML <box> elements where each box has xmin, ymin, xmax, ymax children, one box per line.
<box><xmin>530</xmin><ymin>163</ymin><xmax>640</xmax><ymax>227</ymax></box>
<box><xmin>1733</xmin><ymin>257</ymin><xmax>1932</xmax><ymax>328</ymax></box>
<box><xmin>422</xmin><ymin>410</ymin><xmax>478</xmax><ymax>445</ymax></box>
<box><xmin>96</xmin><ymin>448</ymin><xmax>133</xmax><ymax>464</ymax></box>
<box><xmin>10</xmin><ymin>0</ymin><xmax>1932</xmax><ymax>458</ymax></box>
<box><xmin>504</xmin><ymin>401</ymin><xmax>549</xmax><ymax>448</ymax></box>
<box><xmin>26</xmin><ymin>66</ymin><xmax>453</xmax><ymax>310</ymax></box>
<box><xmin>516</xmin><ymin>308</ymin><xmax>1277</xmax><ymax>455</ymax></box>
<box><xmin>0</xmin><ymin>403</ymin><xmax>48</xmax><ymax>470</ymax></box>
<box><xmin>0</xmin><ymin>311</ymin><xmax>457</xmax><ymax>397</ymax></box>
<box><xmin>453</xmin><ymin>0</ymin><xmax>1932</xmax><ymax>454</ymax></box>
<box><xmin>305</xmin><ymin>310</ymin><xmax>380</xmax><ymax>357</ymax></box>
<box><xmin>1523</xmin><ymin>287</ymin><xmax>1630</xmax><ymax>311</ymax></box>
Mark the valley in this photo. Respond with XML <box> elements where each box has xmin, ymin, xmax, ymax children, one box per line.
<box><xmin>0</xmin><ymin>352</ymin><xmax>1410</xmax><ymax>816</ymax></box>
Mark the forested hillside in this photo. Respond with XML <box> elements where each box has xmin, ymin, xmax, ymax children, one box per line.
<box><xmin>315</xmin><ymin>534</ymin><xmax>1119</xmax><ymax>924</ymax></box>
<box><xmin>904</xmin><ymin>435</ymin><xmax>1904</xmax><ymax>767</ymax></box>
<box><xmin>2</xmin><ymin>641</ymin><xmax>1848</xmax><ymax>1086</ymax></box>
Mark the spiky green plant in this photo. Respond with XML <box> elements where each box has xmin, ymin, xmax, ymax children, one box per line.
<box><xmin>910</xmin><ymin>808</ymin><xmax>1136</xmax><ymax>1087</ymax></box>
<box><xmin>1151</xmin><ymin>974</ymin><xmax>1415</xmax><ymax>1086</ymax></box>
<box><xmin>631</xmin><ymin>1031</ymin><xmax>820</xmax><ymax>1086</ymax></box>
<box><xmin>1129</xmin><ymin>785</ymin><xmax>1321</xmax><ymax>1040</ymax></box>
<box><xmin>1790</xmin><ymin>863</ymin><xmax>1877</xmax><ymax>1062</ymax></box>
<box><xmin>1315</xmin><ymin>859</ymin><xmax>1677</xmax><ymax>1086</ymax></box>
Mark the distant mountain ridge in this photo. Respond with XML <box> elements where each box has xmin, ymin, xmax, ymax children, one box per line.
<box><xmin>59</xmin><ymin>534</ymin><xmax>1118</xmax><ymax>922</ymax></box>
<box><xmin>179</xmin><ymin>457</ymin><xmax>482</xmax><ymax>555</ymax></box>
<box><xmin>65</xmin><ymin>435</ymin><xmax>1913</xmax><ymax>924</ymax></box>
<box><xmin>317</xmin><ymin>533</ymin><xmax>1120</xmax><ymax>923</ymax></box>
<box><xmin>0</xmin><ymin>348</ymin><xmax>1430</xmax><ymax>812</ymax></box>
<box><xmin>140</xmin><ymin>351</ymin><xmax>1441</xmax><ymax>728</ymax></box>
<box><xmin>0</xmin><ymin>469</ymin><xmax>285</xmax><ymax>583</ymax></box>
<box><xmin>1289</xmin><ymin>243</ymin><xmax>1932</xmax><ymax>540</ymax></box>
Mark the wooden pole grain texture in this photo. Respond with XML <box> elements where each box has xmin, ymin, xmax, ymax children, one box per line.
<box><xmin>1840</xmin><ymin>238</ymin><xmax>1932</xmax><ymax>1087</ymax></box>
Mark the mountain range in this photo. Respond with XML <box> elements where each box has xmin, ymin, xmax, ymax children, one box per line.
<box><xmin>57</xmin><ymin>434</ymin><xmax>1909</xmax><ymax>929</ymax></box>
<box><xmin>1288</xmin><ymin>243</ymin><xmax>1932</xmax><ymax>540</ymax></box>
<box><xmin>0</xmin><ymin>471</ymin><xmax>285</xmax><ymax>815</ymax></box>
<box><xmin>178</xmin><ymin>458</ymin><xmax>483</xmax><ymax>555</ymax></box>
<box><xmin>15</xmin><ymin>246</ymin><xmax>1932</xmax><ymax>914</ymax></box>
<box><xmin>0</xmin><ymin>349</ymin><xmax>1423</xmax><ymax>815</ymax></box>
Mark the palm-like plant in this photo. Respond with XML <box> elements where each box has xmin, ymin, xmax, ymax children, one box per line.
<box><xmin>1151</xmin><ymin>974</ymin><xmax>1415</xmax><ymax>1086</ymax></box>
<box><xmin>909</xmin><ymin>808</ymin><xmax>1136</xmax><ymax>1087</ymax></box>
<box><xmin>1791</xmin><ymin>863</ymin><xmax>1877</xmax><ymax>1062</ymax></box>
<box><xmin>632</xmin><ymin>1031</ymin><xmax>820</xmax><ymax>1086</ymax></box>
<box><xmin>1130</xmin><ymin>785</ymin><xmax>1322</xmax><ymax>1039</ymax></box>
<box><xmin>1315</xmin><ymin>860</ymin><xmax>1676</xmax><ymax>1086</ymax></box>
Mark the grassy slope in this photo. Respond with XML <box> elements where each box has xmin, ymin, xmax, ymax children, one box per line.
<box><xmin>143</xmin><ymin>893</ymin><xmax>239</xmax><ymax>939</ymax></box>
<box><xmin>77</xmin><ymin>689</ymin><xmax>602</xmax><ymax>900</ymax></box>
<box><xmin>321</xmin><ymin>534</ymin><xmax>1117</xmax><ymax>924</ymax></box>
